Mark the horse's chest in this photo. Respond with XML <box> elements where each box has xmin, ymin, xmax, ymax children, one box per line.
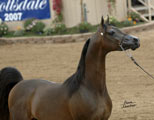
<box><xmin>75</xmin><ymin>97</ymin><xmax>112</xmax><ymax>120</ymax></box>
<box><xmin>95</xmin><ymin>99</ymin><xmax>105</xmax><ymax>114</ymax></box>
<box><xmin>71</xmin><ymin>88</ymin><xmax>112</xmax><ymax>120</ymax></box>
<box><xmin>92</xmin><ymin>97</ymin><xmax>112</xmax><ymax>119</ymax></box>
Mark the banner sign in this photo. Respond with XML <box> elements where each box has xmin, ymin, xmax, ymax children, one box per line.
<box><xmin>0</xmin><ymin>0</ymin><xmax>51</xmax><ymax>22</ymax></box>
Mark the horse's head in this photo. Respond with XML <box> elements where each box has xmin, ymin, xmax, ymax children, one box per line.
<box><xmin>99</xmin><ymin>16</ymin><xmax>140</xmax><ymax>52</ymax></box>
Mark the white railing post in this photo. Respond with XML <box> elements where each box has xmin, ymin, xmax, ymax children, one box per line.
<box><xmin>128</xmin><ymin>0</ymin><xmax>132</xmax><ymax>12</ymax></box>
<box><xmin>148</xmin><ymin>0</ymin><xmax>152</xmax><ymax>21</ymax></box>
<box><xmin>130</xmin><ymin>7</ymin><xmax>149</xmax><ymax>22</ymax></box>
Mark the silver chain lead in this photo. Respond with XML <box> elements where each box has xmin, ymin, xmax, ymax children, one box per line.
<box><xmin>120</xmin><ymin>45</ymin><xmax>154</xmax><ymax>80</ymax></box>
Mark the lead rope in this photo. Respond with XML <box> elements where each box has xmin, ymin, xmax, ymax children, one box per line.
<box><xmin>119</xmin><ymin>45</ymin><xmax>154</xmax><ymax>80</ymax></box>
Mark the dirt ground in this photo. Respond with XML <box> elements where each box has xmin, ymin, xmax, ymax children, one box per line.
<box><xmin>0</xmin><ymin>29</ymin><xmax>154</xmax><ymax>120</ymax></box>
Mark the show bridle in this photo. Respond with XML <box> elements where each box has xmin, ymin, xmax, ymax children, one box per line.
<box><xmin>101</xmin><ymin>32</ymin><xmax>154</xmax><ymax>80</ymax></box>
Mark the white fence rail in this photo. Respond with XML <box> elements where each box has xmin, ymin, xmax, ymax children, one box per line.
<box><xmin>128</xmin><ymin>0</ymin><xmax>154</xmax><ymax>22</ymax></box>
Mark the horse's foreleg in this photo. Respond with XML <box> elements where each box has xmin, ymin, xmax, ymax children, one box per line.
<box><xmin>100</xmin><ymin>116</ymin><xmax>110</xmax><ymax>120</ymax></box>
<box><xmin>10</xmin><ymin>113</ymin><xmax>31</xmax><ymax>120</ymax></box>
<box><xmin>9</xmin><ymin>106</ymin><xmax>31</xmax><ymax>120</ymax></box>
<box><xmin>10</xmin><ymin>111</ymin><xmax>30</xmax><ymax>120</ymax></box>
<box><xmin>100</xmin><ymin>118</ymin><xmax>109</xmax><ymax>120</ymax></box>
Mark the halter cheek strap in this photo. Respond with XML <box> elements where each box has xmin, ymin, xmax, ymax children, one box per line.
<box><xmin>100</xmin><ymin>24</ymin><xmax>107</xmax><ymax>36</ymax></box>
<box><xmin>119</xmin><ymin>34</ymin><xmax>127</xmax><ymax>46</ymax></box>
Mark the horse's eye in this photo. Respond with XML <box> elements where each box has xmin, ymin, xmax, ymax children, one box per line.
<box><xmin>108</xmin><ymin>30</ymin><xmax>115</xmax><ymax>36</ymax></box>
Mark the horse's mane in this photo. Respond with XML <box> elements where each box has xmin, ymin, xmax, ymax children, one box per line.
<box><xmin>64</xmin><ymin>39</ymin><xmax>90</xmax><ymax>96</ymax></box>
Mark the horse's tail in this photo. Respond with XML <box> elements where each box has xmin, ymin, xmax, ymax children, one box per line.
<box><xmin>0</xmin><ymin>67</ymin><xmax>23</xmax><ymax>120</ymax></box>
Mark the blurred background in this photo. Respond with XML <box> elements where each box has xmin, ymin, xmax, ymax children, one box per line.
<box><xmin>1</xmin><ymin>0</ymin><xmax>154</xmax><ymax>37</ymax></box>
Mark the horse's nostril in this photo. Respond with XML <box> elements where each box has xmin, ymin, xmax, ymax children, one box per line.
<box><xmin>135</xmin><ymin>43</ymin><xmax>138</xmax><ymax>46</ymax></box>
<box><xmin>133</xmin><ymin>38</ymin><xmax>138</xmax><ymax>42</ymax></box>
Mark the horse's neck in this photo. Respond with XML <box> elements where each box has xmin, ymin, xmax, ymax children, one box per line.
<box><xmin>84</xmin><ymin>36</ymin><xmax>107</xmax><ymax>95</ymax></box>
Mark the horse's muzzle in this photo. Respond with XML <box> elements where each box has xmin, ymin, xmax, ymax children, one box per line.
<box><xmin>121</xmin><ymin>35</ymin><xmax>140</xmax><ymax>51</ymax></box>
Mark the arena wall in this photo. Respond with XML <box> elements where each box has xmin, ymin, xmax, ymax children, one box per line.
<box><xmin>1</xmin><ymin>0</ymin><xmax>128</xmax><ymax>30</ymax></box>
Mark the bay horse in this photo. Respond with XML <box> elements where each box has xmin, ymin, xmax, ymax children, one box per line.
<box><xmin>0</xmin><ymin>16</ymin><xmax>140</xmax><ymax>120</ymax></box>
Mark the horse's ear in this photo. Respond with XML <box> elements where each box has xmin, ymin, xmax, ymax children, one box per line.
<box><xmin>105</xmin><ymin>15</ymin><xmax>109</xmax><ymax>24</ymax></box>
<box><xmin>101</xmin><ymin>16</ymin><xmax>104</xmax><ymax>26</ymax></box>
<box><xmin>101</xmin><ymin>16</ymin><xmax>107</xmax><ymax>32</ymax></box>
